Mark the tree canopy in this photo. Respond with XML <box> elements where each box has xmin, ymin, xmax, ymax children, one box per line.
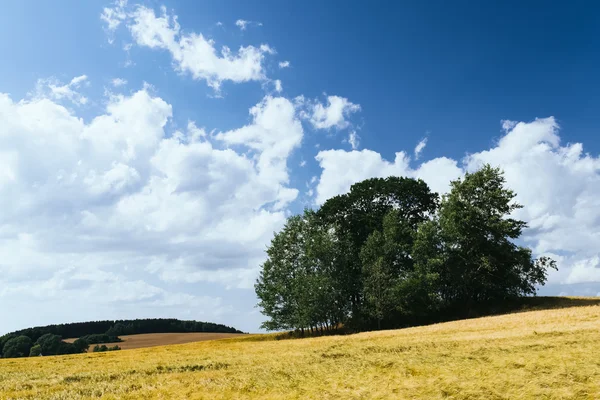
<box><xmin>256</xmin><ymin>165</ymin><xmax>557</xmax><ymax>332</ymax></box>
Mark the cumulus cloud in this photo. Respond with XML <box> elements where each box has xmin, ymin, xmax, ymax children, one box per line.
<box><xmin>0</xmin><ymin>80</ymin><xmax>303</xmax><ymax>333</ymax></box>
<box><xmin>306</xmin><ymin>95</ymin><xmax>361</xmax><ymax>130</ymax></box>
<box><xmin>279</xmin><ymin>61</ymin><xmax>290</xmax><ymax>69</ymax></box>
<box><xmin>274</xmin><ymin>79</ymin><xmax>283</xmax><ymax>93</ymax></box>
<box><xmin>101</xmin><ymin>4</ymin><xmax>274</xmax><ymax>92</ymax></box>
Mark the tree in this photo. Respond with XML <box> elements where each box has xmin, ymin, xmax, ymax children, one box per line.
<box><xmin>437</xmin><ymin>164</ymin><xmax>557</xmax><ymax>313</ymax></box>
<box><xmin>35</xmin><ymin>333</ymin><xmax>63</xmax><ymax>356</ymax></box>
<box><xmin>255</xmin><ymin>210</ymin><xmax>348</xmax><ymax>332</ymax></box>
<box><xmin>2</xmin><ymin>336</ymin><xmax>32</xmax><ymax>358</ymax></box>
<box><xmin>72</xmin><ymin>338</ymin><xmax>89</xmax><ymax>353</ymax></box>
<box><xmin>360</xmin><ymin>210</ymin><xmax>415</xmax><ymax>329</ymax></box>
<box><xmin>318</xmin><ymin>177</ymin><xmax>438</xmax><ymax>321</ymax></box>
<box><xmin>29</xmin><ymin>344</ymin><xmax>42</xmax><ymax>357</ymax></box>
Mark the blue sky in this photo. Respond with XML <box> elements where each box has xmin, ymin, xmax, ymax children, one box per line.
<box><xmin>1</xmin><ymin>0</ymin><xmax>600</xmax><ymax>334</ymax></box>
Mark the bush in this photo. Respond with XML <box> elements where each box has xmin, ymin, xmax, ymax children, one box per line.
<box><xmin>2</xmin><ymin>336</ymin><xmax>32</xmax><ymax>358</ymax></box>
<box><xmin>92</xmin><ymin>344</ymin><xmax>121</xmax><ymax>352</ymax></box>
<box><xmin>29</xmin><ymin>344</ymin><xmax>42</xmax><ymax>357</ymax></box>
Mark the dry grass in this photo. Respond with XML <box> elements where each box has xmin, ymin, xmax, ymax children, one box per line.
<box><xmin>64</xmin><ymin>333</ymin><xmax>244</xmax><ymax>351</ymax></box>
<box><xmin>2</xmin><ymin>297</ymin><xmax>600</xmax><ymax>399</ymax></box>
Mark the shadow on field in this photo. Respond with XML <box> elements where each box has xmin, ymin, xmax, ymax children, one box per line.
<box><xmin>236</xmin><ymin>296</ymin><xmax>600</xmax><ymax>343</ymax></box>
<box><xmin>515</xmin><ymin>296</ymin><xmax>600</xmax><ymax>311</ymax></box>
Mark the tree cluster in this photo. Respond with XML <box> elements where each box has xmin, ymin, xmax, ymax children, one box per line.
<box><xmin>0</xmin><ymin>318</ymin><xmax>242</xmax><ymax>358</ymax></box>
<box><xmin>1</xmin><ymin>333</ymin><xmax>88</xmax><ymax>358</ymax></box>
<box><xmin>79</xmin><ymin>334</ymin><xmax>123</xmax><ymax>345</ymax></box>
<box><xmin>92</xmin><ymin>344</ymin><xmax>121</xmax><ymax>352</ymax></box>
<box><xmin>256</xmin><ymin>165</ymin><xmax>557</xmax><ymax>332</ymax></box>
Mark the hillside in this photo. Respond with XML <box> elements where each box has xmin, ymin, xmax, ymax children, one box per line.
<box><xmin>64</xmin><ymin>332</ymin><xmax>245</xmax><ymax>351</ymax></box>
<box><xmin>1</xmin><ymin>297</ymin><xmax>599</xmax><ymax>399</ymax></box>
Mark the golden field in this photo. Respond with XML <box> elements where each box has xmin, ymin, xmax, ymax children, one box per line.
<box><xmin>2</xmin><ymin>298</ymin><xmax>600</xmax><ymax>400</ymax></box>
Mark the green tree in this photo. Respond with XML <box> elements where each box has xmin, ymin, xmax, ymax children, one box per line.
<box><xmin>318</xmin><ymin>177</ymin><xmax>438</xmax><ymax>322</ymax></box>
<box><xmin>29</xmin><ymin>344</ymin><xmax>42</xmax><ymax>357</ymax></box>
<box><xmin>72</xmin><ymin>338</ymin><xmax>89</xmax><ymax>353</ymax></box>
<box><xmin>35</xmin><ymin>333</ymin><xmax>63</xmax><ymax>355</ymax></box>
<box><xmin>256</xmin><ymin>210</ymin><xmax>348</xmax><ymax>332</ymax></box>
<box><xmin>437</xmin><ymin>164</ymin><xmax>557</xmax><ymax>313</ymax></box>
<box><xmin>2</xmin><ymin>336</ymin><xmax>32</xmax><ymax>358</ymax></box>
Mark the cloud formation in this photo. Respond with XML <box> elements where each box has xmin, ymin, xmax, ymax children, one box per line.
<box><xmin>305</xmin><ymin>95</ymin><xmax>361</xmax><ymax>130</ymax></box>
<box><xmin>0</xmin><ymin>77</ymin><xmax>304</xmax><ymax>332</ymax></box>
<box><xmin>101</xmin><ymin>4</ymin><xmax>275</xmax><ymax>92</ymax></box>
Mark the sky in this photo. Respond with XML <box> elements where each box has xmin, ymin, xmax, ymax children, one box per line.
<box><xmin>1</xmin><ymin>0</ymin><xmax>600</xmax><ymax>334</ymax></box>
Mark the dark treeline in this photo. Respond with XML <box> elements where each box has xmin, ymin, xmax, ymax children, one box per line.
<box><xmin>1</xmin><ymin>318</ymin><xmax>242</xmax><ymax>358</ymax></box>
<box><xmin>92</xmin><ymin>344</ymin><xmax>121</xmax><ymax>352</ymax></box>
<box><xmin>79</xmin><ymin>334</ymin><xmax>123</xmax><ymax>345</ymax></box>
<box><xmin>255</xmin><ymin>165</ymin><xmax>558</xmax><ymax>333</ymax></box>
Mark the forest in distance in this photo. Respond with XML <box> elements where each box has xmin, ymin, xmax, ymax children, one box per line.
<box><xmin>0</xmin><ymin>318</ymin><xmax>243</xmax><ymax>358</ymax></box>
<box><xmin>255</xmin><ymin>164</ymin><xmax>558</xmax><ymax>333</ymax></box>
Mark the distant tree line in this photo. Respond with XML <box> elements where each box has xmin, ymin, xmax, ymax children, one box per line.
<box><xmin>256</xmin><ymin>165</ymin><xmax>558</xmax><ymax>333</ymax></box>
<box><xmin>92</xmin><ymin>344</ymin><xmax>121</xmax><ymax>352</ymax></box>
<box><xmin>79</xmin><ymin>334</ymin><xmax>123</xmax><ymax>345</ymax></box>
<box><xmin>0</xmin><ymin>318</ymin><xmax>242</xmax><ymax>358</ymax></box>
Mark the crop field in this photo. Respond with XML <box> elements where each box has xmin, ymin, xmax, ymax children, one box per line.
<box><xmin>1</xmin><ymin>298</ymin><xmax>600</xmax><ymax>399</ymax></box>
<box><xmin>64</xmin><ymin>332</ymin><xmax>244</xmax><ymax>351</ymax></box>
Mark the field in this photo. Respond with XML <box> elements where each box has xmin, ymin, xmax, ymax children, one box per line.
<box><xmin>2</xmin><ymin>298</ymin><xmax>600</xmax><ymax>399</ymax></box>
<box><xmin>64</xmin><ymin>333</ymin><xmax>244</xmax><ymax>351</ymax></box>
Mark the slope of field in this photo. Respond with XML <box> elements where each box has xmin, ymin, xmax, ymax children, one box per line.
<box><xmin>64</xmin><ymin>332</ymin><xmax>244</xmax><ymax>350</ymax></box>
<box><xmin>2</xmin><ymin>298</ymin><xmax>600</xmax><ymax>399</ymax></box>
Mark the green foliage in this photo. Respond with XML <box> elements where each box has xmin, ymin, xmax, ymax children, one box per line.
<box><xmin>2</xmin><ymin>336</ymin><xmax>32</xmax><ymax>358</ymax></box>
<box><xmin>79</xmin><ymin>333</ymin><xmax>122</xmax><ymax>345</ymax></box>
<box><xmin>255</xmin><ymin>210</ymin><xmax>348</xmax><ymax>332</ymax></box>
<box><xmin>256</xmin><ymin>165</ymin><xmax>558</xmax><ymax>332</ymax></box>
<box><xmin>33</xmin><ymin>333</ymin><xmax>87</xmax><ymax>356</ymax></box>
<box><xmin>92</xmin><ymin>344</ymin><xmax>121</xmax><ymax>352</ymax></box>
<box><xmin>317</xmin><ymin>177</ymin><xmax>439</xmax><ymax>320</ymax></box>
<box><xmin>29</xmin><ymin>344</ymin><xmax>42</xmax><ymax>357</ymax></box>
<box><xmin>436</xmin><ymin>165</ymin><xmax>557</xmax><ymax>312</ymax></box>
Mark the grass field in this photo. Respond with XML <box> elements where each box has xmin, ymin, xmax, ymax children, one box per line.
<box><xmin>1</xmin><ymin>297</ymin><xmax>600</xmax><ymax>399</ymax></box>
<box><xmin>64</xmin><ymin>332</ymin><xmax>244</xmax><ymax>351</ymax></box>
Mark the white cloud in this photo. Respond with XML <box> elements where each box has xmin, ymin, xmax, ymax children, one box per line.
<box><xmin>235</xmin><ymin>19</ymin><xmax>263</xmax><ymax>30</ymax></box>
<box><xmin>348</xmin><ymin>131</ymin><xmax>360</xmax><ymax>150</ymax></box>
<box><xmin>0</xmin><ymin>80</ymin><xmax>303</xmax><ymax>333</ymax></box>
<box><xmin>34</xmin><ymin>75</ymin><xmax>89</xmax><ymax>106</ymax></box>
<box><xmin>314</xmin><ymin>150</ymin><xmax>461</xmax><ymax>205</ymax></box>
<box><xmin>279</xmin><ymin>61</ymin><xmax>290</xmax><ymax>69</ymax></box>
<box><xmin>274</xmin><ymin>79</ymin><xmax>283</xmax><ymax>93</ymax></box>
<box><xmin>414</xmin><ymin>137</ymin><xmax>427</xmax><ymax>159</ymax></box>
<box><xmin>101</xmin><ymin>4</ymin><xmax>274</xmax><ymax>92</ymax></box>
<box><xmin>306</xmin><ymin>95</ymin><xmax>360</xmax><ymax>130</ymax></box>
<box><xmin>101</xmin><ymin>0</ymin><xmax>128</xmax><ymax>43</ymax></box>
<box><xmin>112</xmin><ymin>78</ymin><xmax>128</xmax><ymax>87</ymax></box>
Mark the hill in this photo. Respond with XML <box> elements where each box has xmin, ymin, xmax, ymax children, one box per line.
<box><xmin>1</xmin><ymin>297</ymin><xmax>599</xmax><ymax>399</ymax></box>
